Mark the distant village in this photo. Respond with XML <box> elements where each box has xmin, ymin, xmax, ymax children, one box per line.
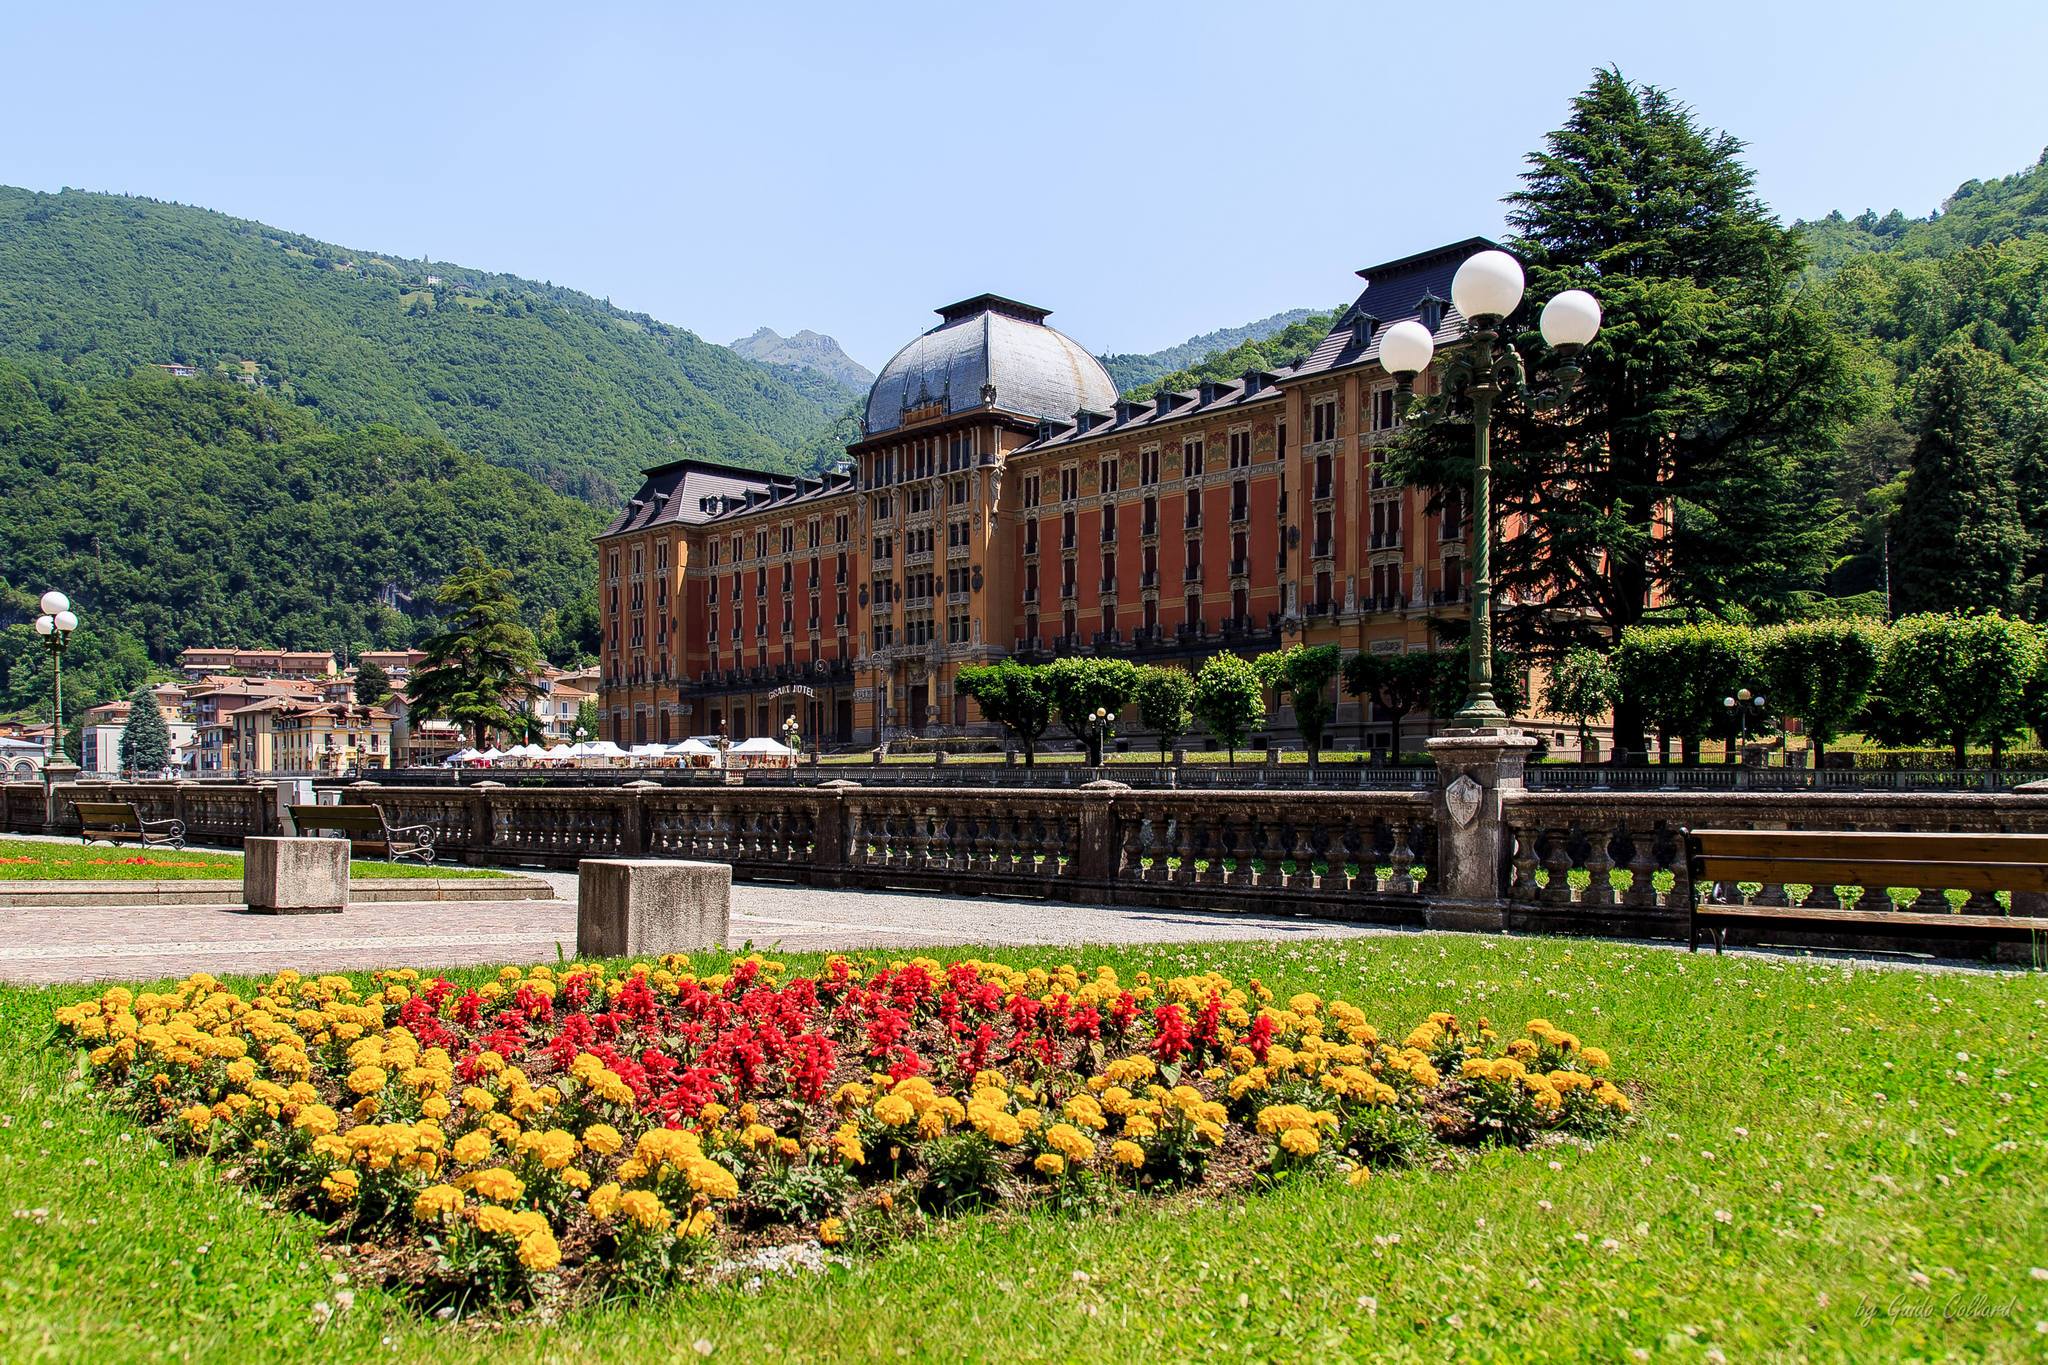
<box><xmin>0</xmin><ymin>648</ymin><xmax>597</xmax><ymax>780</ymax></box>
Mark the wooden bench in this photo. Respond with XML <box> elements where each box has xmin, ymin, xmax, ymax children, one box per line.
<box><xmin>1685</xmin><ymin>828</ymin><xmax>2048</xmax><ymax>954</ymax></box>
<box><xmin>289</xmin><ymin>804</ymin><xmax>436</xmax><ymax>864</ymax></box>
<box><xmin>74</xmin><ymin>799</ymin><xmax>186</xmax><ymax>850</ymax></box>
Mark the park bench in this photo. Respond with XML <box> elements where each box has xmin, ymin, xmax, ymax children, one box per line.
<box><xmin>1685</xmin><ymin>828</ymin><xmax>2048</xmax><ymax>955</ymax></box>
<box><xmin>74</xmin><ymin>799</ymin><xmax>186</xmax><ymax>850</ymax></box>
<box><xmin>289</xmin><ymin>803</ymin><xmax>436</xmax><ymax>864</ymax></box>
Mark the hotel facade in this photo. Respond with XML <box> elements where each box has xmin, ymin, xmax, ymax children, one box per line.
<box><xmin>598</xmin><ymin>240</ymin><xmax>1499</xmax><ymax>753</ymax></box>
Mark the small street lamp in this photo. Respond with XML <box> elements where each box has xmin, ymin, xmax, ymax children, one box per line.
<box><xmin>1380</xmin><ymin>249</ymin><xmax>1602</xmax><ymax>728</ymax></box>
<box><xmin>1084</xmin><ymin>705</ymin><xmax>1113</xmax><ymax>767</ymax></box>
<box><xmin>1723</xmin><ymin>688</ymin><xmax>1768</xmax><ymax>745</ymax></box>
<box><xmin>781</xmin><ymin>714</ymin><xmax>802</xmax><ymax>757</ymax></box>
<box><xmin>34</xmin><ymin>590</ymin><xmax>79</xmax><ymax>743</ymax></box>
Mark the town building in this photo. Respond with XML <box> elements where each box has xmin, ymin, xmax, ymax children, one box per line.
<box><xmin>598</xmin><ymin>241</ymin><xmax>1516</xmax><ymax>753</ymax></box>
<box><xmin>176</xmin><ymin>647</ymin><xmax>339</xmax><ymax>680</ymax></box>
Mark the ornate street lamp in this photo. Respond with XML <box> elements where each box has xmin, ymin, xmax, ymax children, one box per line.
<box><xmin>1380</xmin><ymin>250</ymin><xmax>1601</xmax><ymax>728</ymax></box>
<box><xmin>34</xmin><ymin>590</ymin><xmax>79</xmax><ymax>740</ymax></box>
<box><xmin>1085</xmin><ymin>705</ymin><xmax>1113</xmax><ymax>767</ymax></box>
<box><xmin>1723</xmin><ymin>688</ymin><xmax>1767</xmax><ymax>744</ymax></box>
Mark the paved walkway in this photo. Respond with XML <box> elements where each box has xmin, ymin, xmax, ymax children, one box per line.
<box><xmin>0</xmin><ymin>874</ymin><xmax>1394</xmax><ymax>986</ymax></box>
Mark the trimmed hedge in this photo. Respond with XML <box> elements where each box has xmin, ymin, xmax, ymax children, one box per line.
<box><xmin>1843</xmin><ymin>746</ymin><xmax>2048</xmax><ymax>770</ymax></box>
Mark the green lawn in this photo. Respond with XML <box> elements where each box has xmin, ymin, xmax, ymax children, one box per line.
<box><xmin>0</xmin><ymin>836</ymin><xmax>505</xmax><ymax>882</ymax></box>
<box><xmin>0</xmin><ymin>937</ymin><xmax>2041</xmax><ymax>1361</ymax></box>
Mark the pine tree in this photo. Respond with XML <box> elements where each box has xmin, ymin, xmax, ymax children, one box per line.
<box><xmin>353</xmin><ymin>659</ymin><xmax>391</xmax><ymax>706</ymax></box>
<box><xmin>407</xmin><ymin>550</ymin><xmax>543</xmax><ymax>749</ymax></box>
<box><xmin>1892</xmin><ymin>343</ymin><xmax>2030</xmax><ymax>615</ymax></box>
<box><xmin>1389</xmin><ymin>68</ymin><xmax>1859</xmax><ymax>757</ymax></box>
<box><xmin>117</xmin><ymin>685</ymin><xmax>170</xmax><ymax>774</ymax></box>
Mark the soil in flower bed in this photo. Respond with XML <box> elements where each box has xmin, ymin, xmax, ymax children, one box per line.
<box><xmin>53</xmin><ymin>954</ymin><xmax>1633</xmax><ymax>1316</ymax></box>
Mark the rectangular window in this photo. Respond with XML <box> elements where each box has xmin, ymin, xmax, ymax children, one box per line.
<box><xmin>1311</xmin><ymin>397</ymin><xmax>1338</xmax><ymax>443</ymax></box>
<box><xmin>1228</xmin><ymin>429</ymin><xmax>1252</xmax><ymax>468</ymax></box>
<box><xmin>1060</xmin><ymin>466</ymin><xmax>1079</xmax><ymax>502</ymax></box>
<box><xmin>1099</xmin><ymin>457</ymin><xmax>1119</xmax><ymax>493</ymax></box>
<box><xmin>1181</xmin><ymin>437</ymin><xmax>1203</xmax><ymax>477</ymax></box>
<box><xmin>1140</xmin><ymin>448</ymin><xmax>1160</xmax><ymax>486</ymax></box>
<box><xmin>1372</xmin><ymin>387</ymin><xmax>1399</xmax><ymax>432</ymax></box>
<box><xmin>1022</xmin><ymin>474</ymin><xmax>1039</xmax><ymax>508</ymax></box>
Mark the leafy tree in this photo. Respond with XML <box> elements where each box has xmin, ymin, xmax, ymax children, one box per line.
<box><xmin>1190</xmin><ymin>654</ymin><xmax>1266</xmax><ymax>763</ymax></box>
<box><xmin>574</xmin><ymin>698</ymin><xmax>602</xmax><ymax>741</ymax></box>
<box><xmin>1132</xmin><ymin>665</ymin><xmax>1193</xmax><ymax>759</ymax></box>
<box><xmin>955</xmin><ymin>661</ymin><xmax>1055</xmax><ymax>767</ymax></box>
<box><xmin>1043</xmin><ymin>657</ymin><xmax>1140</xmax><ymax>763</ymax></box>
<box><xmin>1613</xmin><ymin>624</ymin><xmax>1761</xmax><ymax>763</ymax></box>
<box><xmin>353</xmin><ymin>659</ymin><xmax>391</xmax><ymax>707</ymax></box>
<box><xmin>0</xmin><ymin>618</ymin><xmax>159</xmax><ymax>725</ymax></box>
<box><xmin>1541</xmin><ymin>646</ymin><xmax>1619</xmax><ymax>756</ymax></box>
<box><xmin>407</xmin><ymin>550</ymin><xmax>543</xmax><ymax>749</ymax></box>
<box><xmin>1892</xmin><ymin>343</ymin><xmax>2031</xmax><ymax>615</ymax></box>
<box><xmin>117</xmin><ymin>685</ymin><xmax>170</xmax><ymax>774</ymax></box>
<box><xmin>1254</xmin><ymin>644</ymin><xmax>1344</xmax><ymax>762</ymax></box>
<box><xmin>1877</xmin><ymin>612</ymin><xmax>2042</xmax><ymax>767</ymax></box>
<box><xmin>1759</xmin><ymin>619</ymin><xmax>1887</xmax><ymax>762</ymax></box>
<box><xmin>1342</xmin><ymin>650</ymin><xmax>1436</xmax><ymax>758</ymax></box>
<box><xmin>1390</xmin><ymin>69</ymin><xmax>1860</xmax><ymax>756</ymax></box>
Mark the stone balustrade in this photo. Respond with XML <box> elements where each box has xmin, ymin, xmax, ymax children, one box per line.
<box><xmin>11</xmin><ymin>772</ymin><xmax>2048</xmax><ymax>952</ymax></box>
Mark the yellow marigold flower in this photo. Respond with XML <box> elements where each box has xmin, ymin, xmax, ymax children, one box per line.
<box><xmin>321</xmin><ymin>1169</ymin><xmax>359</xmax><ymax>1203</ymax></box>
<box><xmin>421</xmin><ymin>1095</ymin><xmax>452</xmax><ymax>1120</ymax></box>
<box><xmin>345</xmin><ymin>1065</ymin><xmax>387</xmax><ymax>1096</ymax></box>
<box><xmin>413</xmin><ymin>1184</ymin><xmax>464</xmax><ymax>1220</ymax></box>
<box><xmin>1346</xmin><ymin>1165</ymin><xmax>1372</xmax><ymax>1187</ymax></box>
<box><xmin>1279</xmin><ymin>1128</ymin><xmax>1321</xmax><ymax>1157</ymax></box>
<box><xmin>1581</xmin><ymin>1046</ymin><xmax>1611</xmax><ymax>1071</ymax></box>
<box><xmin>461</xmin><ymin>1085</ymin><xmax>497</xmax><ymax>1114</ymax></box>
<box><xmin>686</xmin><ymin>1158</ymin><xmax>740</xmax><ymax>1201</ymax></box>
<box><xmin>470</xmin><ymin>1167</ymin><xmax>525</xmax><ymax>1202</ymax></box>
<box><xmin>831</xmin><ymin>1123</ymin><xmax>865</xmax><ymax>1166</ymax></box>
<box><xmin>473</xmin><ymin>1051</ymin><xmax>506</xmax><ymax>1075</ymax></box>
<box><xmin>1123</xmin><ymin>1113</ymin><xmax>1158</xmax><ymax>1140</ymax></box>
<box><xmin>563</xmin><ymin>1168</ymin><xmax>591</xmax><ymax>1191</ymax></box>
<box><xmin>1109</xmin><ymin>1140</ymin><xmax>1145</xmax><ymax>1169</ymax></box>
<box><xmin>1046</xmin><ymin>1124</ymin><xmax>1094</xmax><ymax>1164</ymax></box>
<box><xmin>451</xmin><ymin>1131</ymin><xmax>493</xmax><ymax>1165</ymax></box>
<box><xmin>681</xmin><ymin>1208</ymin><xmax>717</xmax><ymax>1239</ymax></box>
<box><xmin>618</xmin><ymin>1190</ymin><xmax>671</xmax><ymax>1231</ymax></box>
<box><xmin>1033</xmin><ymin>1153</ymin><xmax>1066</xmax><ymax>1177</ymax></box>
<box><xmin>588</xmin><ymin>1182</ymin><xmax>622</xmax><ymax>1221</ymax></box>
<box><xmin>1596</xmin><ymin>1083</ymin><xmax>1632</xmax><ymax>1113</ymax></box>
<box><xmin>873</xmin><ymin>1094</ymin><xmax>916</xmax><ymax>1127</ymax></box>
<box><xmin>177</xmin><ymin>1103</ymin><xmax>214</xmax><ymax>1132</ymax></box>
<box><xmin>818</xmin><ymin>1216</ymin><xmax>846</xmax><ymax>1247</ymax></box>
<box><xmin>1061</xmin><ymin>1095</ymin><xmax>1107</xmax><ymax>1131</ymax></box>
<box><xmin>582</xmin><ymin>1123</ymin><xmax>624</xmax><ymax>1156</ymax></box>
<box><xmin>517</xmin><ymin>1229</ymin><xmax>562</xmax><ymax>1272</ymax></box>
<box><xmin>294</xmin><ymin>1104</ymin><xmax>339</xmax><ymax>1137</ymax></box>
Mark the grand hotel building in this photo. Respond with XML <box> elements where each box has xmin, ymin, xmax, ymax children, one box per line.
<box><xmin>598</xmin><ymin>239</ymin><xmax>1491</xmax><ymax>751</ymax></box>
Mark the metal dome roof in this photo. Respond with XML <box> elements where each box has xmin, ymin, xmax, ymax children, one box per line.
<box><xmin>863</xmin><ymin>295</ymin><xmax>1116</xmax><ymax>437</ymax></box>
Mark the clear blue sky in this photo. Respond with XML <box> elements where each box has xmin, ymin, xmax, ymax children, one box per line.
<box><xmin>6</xmin><ymin>1</ymin><xmax>2045</xmax><ymax>370</ymax></box>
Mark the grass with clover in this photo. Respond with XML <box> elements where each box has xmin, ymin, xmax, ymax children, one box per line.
<box><xmin>0</xmin><ymin>835</ymin><xmax>506</xmax><ymax>881</ymax></box>
<box><xmin>0</xmin><ymin>936</ymin><xmax>2042</xmax><ymax>1363</ymax></box>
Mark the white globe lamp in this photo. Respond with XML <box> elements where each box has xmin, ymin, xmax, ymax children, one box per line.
<box><xmin>39</xmin><ymin>590</ymin><xmax>69</xmax><ymax>616</ymax></box>
<box><xmin>1539</xmin><ymin>289</ymin><xmax>1602</xmax><ymax>349</ymax></box>
<box><xmin>1451</xmin><ymin>249</ymin><xmax>1525</xmax><ymax>322</ymax></box>
<box><xmin>1377</xmin><ymin>319</ymin><xmax>1436</xmax><ymax>377</ymax></box>
<box><xmin>35</xmin><ymin>615</ymin><xmax>54</xmax><ymax>636</ymax></box>
<box><xmin>55</xmin><ymin>610</ymin><xmax>77</xmax><ymax>632</ymax></box>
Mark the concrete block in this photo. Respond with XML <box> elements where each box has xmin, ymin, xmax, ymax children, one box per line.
<box><xmin>244</xmin><ymin>836</ymin><xmax>348</xmax><ymax>915</ymax></box>
<box><xmin>578</xmin><ymin>858</ymin><xmax>731</xmax><ymax>958</ymax></box>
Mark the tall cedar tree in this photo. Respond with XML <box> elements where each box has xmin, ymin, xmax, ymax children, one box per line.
<box><xmin>1388</xmin><ymin>69</ymin><xmax>1857</xmax><ymax>755</ymax></box>
<box><xmin>1891</xmin><ymin>343</ymin><xmax>2030</xmax><ymax>615</ymax></box>
<box><xmin>117</xmin><ymin>685</ymin><xmax>170</xmax><ymax>773</ymax></box>
<box><xmin>353</xmin><ymin>659</ymin><xmax>391</xmax><ymax>707</ymax></box>
<box><xmin>407</xmin><ymin>550</ymin><xmax>543</xmax><ymax>748</ymax></box>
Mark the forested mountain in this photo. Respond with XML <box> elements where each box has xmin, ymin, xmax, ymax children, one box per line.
<box><xmin>0</xmin><ymin>361</ymin><xmax>603</xmax><ymax>719</ymax></box>
<box><xmin>0</xmin><ymin>187</ymin><xmax>850</xmax><ymax>503</ymax></box>
<box><xmin>1805</xmin><ymin>150</ymin><xmax>2048</xmax><ymax>608</ymax></box>
<box><xmin>1115</xmin><ymin>310</ymin><xmax>1344</xmax><ymax>402</ymax></box>
<box><xmin>1798</xmin><ymin>149</ymin><xmax>2048</xmax><ymax>273</ymax></box>
<box><xmin>1101</xmin><ymin>309</ymin><xmax>1322</xmax><ymax>393</ymax></box>
<box><xmin>728</xmin><ymin>327</ymin><xmax>872</xmax><ymax>395</ymax></box>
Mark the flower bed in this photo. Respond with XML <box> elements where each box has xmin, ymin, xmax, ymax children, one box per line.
<box><xmin>52</xmin><ymin>956</ymin><xmax>1633</xmax><ymax>1313</ymax></box>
